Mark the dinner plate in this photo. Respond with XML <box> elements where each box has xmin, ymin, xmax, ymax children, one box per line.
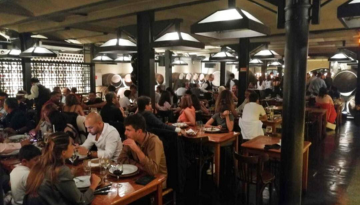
<box><xmin>8</xmin><ymin>135</ymin><xmax>27</xmax><ymax>143</ymax></box>
<box><xmin>109</xmin><ymin>164</ymin><xmax>139</xmax><ymax>178</ymax></box>
<box><xmin>0</xmin><ymin>150</ymin><xmax>20</xmax><ymax>156</ymax></box>
<box><xmin>74</xmin><ymin>176</ymin><xmax>91</xmax><ymax>188</ymax></box>
<box><xmin>172</xmin><ymin>123</ymin><xmax>188</xmax><ymax>128</ymax></box>
<box><xmin>203</xmin><ymin>127</ymin><xmax>221</xmax><ymax>133</ymax></box>
<box><xmin>90</xmin><ymin>159</ymin><xmax>100</xmax><ymax>167</ymax></box>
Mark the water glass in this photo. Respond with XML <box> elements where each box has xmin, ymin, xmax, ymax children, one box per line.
<box><xmin>83</xmin><ymin>160</ymin><xmax>91</xmax><ymax>175</ymax></box>
<box><xmin>197</xmin><ymin>121</ymin><xmax>203</xmax><ymax>134</ymax></box>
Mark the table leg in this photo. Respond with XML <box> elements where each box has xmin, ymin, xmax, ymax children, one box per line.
<box><xmin>323</xmin><ymin>113</ymin><xmax>327</xmax><ymax>138</ymax></box>
<box><xmin>234</xmin><ymin>136</ymin><xmax>239</xmax><ymax>171</ymax></box>
<box><xmin>214</xmin><ymin>144</ymin><xmax>221</xmax><ymax>186</ymax></box>
<box><xmin>155</xmin><ymin>184</ymin><xmax>163</xmax><ymax>205</ymax></box>
<box><xmin>318</xmin><ymin>115</ymin><xmax>322</xmax><ymax>142</ymax></box>
<box><xmin>302</xmin><ymin>149</ymin><xmax>309</xmax><ymax>193</ymax></box>
<box><xmin>272</xmin><ymin>124</ymin><xmax>276</xmax><ymax>134</ymax></box>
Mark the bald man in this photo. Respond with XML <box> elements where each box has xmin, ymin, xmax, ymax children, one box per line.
<box><xmin>77</xmin><ymin>113</ymin><xmax>122</xmax><ymax>160</ymax></box>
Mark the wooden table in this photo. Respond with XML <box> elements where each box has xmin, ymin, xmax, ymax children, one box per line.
<box><xmin>0</xmin><ymin>158</ymin><xmax>166</xmax><ymax>205</ymax></box>
<box><xmin>241</xmin><ymin>136</ymin><xmax>311</xmax><ymax>191</ymax></box>
<box><xmin>262</xmin><ymin>117</ymin><xmax>282</xmax><ymax>134</ymax></box>
<box><xmin>181</xmin><ymin>127</ymin><xmax>241</xmax><ymax>186</ymax></box>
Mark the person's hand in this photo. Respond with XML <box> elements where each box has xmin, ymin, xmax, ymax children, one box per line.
<box><xmin>217</xmin><ymin>125</ymin><xmax>223</xmax><ymax>129</ymax></box>
<box><xmin>204</xmin><ymin>124</ymin><xmax>212</xmax><ymax>128</ymax></box>
<box><xmin>77</xmin><ymin>146</ymin><xmax>88</xmax><ymax>156</ymax></box>
<box><xmin>20</xmin><ymin>139</ymin><xmax>31</xmax><ymax>147</ymax></box>
<box><xmin>123</xmin><ymin>139</ymin><xmax>138</xmax><ymax>151</ymax></box>
<box><xmin>4</xmin><ymin>128</ymin><xmax>16</xmax><ymax>135</ymax></box>
<box><xmin>28</xmin><ymin>129</ymin><xmax>37</xmax><ymax>137</ymax></box>
<box><xmin>222</xmin><ymin>110</ymin><xmax>230</xmax><ymax>116</ymax></box>
<box><xmin>89</xmin><ymin>174</ymin><xmax>101</xmax><ymax>190</ymax></box>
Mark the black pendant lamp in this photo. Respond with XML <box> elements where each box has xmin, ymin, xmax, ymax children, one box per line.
<box><xmin>98</xmin><ymin>30</ymin><xmax>137</xmax><ymax>54</ymax></box>
<box><xmin>92</xmin><ymin>54</ymin><xmax>114</xmax><ymax>63</ymax></box>
<box><xmin>20</xmin><ymin>42</ymin><xmax>57</xmax><ymax>58</ymax></box>
<box><xmin>338</xmin><ymin>0</ymin><xmax>360</xmax><ymax>28</ymax></box>
<box><xmin>329</xmin><ymin>42</ymin><xmax>357</xmax><ymax>63</ymax></box>
<box><xmin>251</xmin><ymin>45</ymin><xmax>281</xmax><ymax>60</ymax></box>
<box><xmin>115</xmin><ymin>54</ymin><xmax>132</xmax><ymax>63</ymax></box>
<box><xmin>153</xmin><ymin>23</ymin><xmax>204</xmax><ymax>51</ymax></box>
<box><xmin>209</xmin><ymin>47</ymin><xmax>237</xmax><ymax>62</ymax></box>
<box><xmin>268</xmin><ymin>61</ymin><xmax>283</xmax><ymax>67</ymax></box>
<box><xmin>249</xmin><ymin>59</ymin><xmax>263</xmax><ymax>66</ymax></box>
<box><xmin>0</xmin><ymin>49</ymin><xmax>21</xmax><ymax>58</ymax></box>
<box><xmin>191</xmin><ymin>0</ymin><xmax>270</xmax><ymax>39</ymax></box>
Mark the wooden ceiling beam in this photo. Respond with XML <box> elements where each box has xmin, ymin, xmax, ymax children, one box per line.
<box><xmin>12</xmin><ymin>0</ymin><xmax>217</xmax><ymax>33</ymax></box>
<box><xmin>0</xmin><ymin>2</ymin><xmax>34</xmax><ymax>17</ymax></box>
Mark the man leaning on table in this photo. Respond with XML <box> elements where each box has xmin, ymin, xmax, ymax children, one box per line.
<box><xmin>77</xmin><ymin>112</ymin><xmax>122</xmax><ymax>161</ymax></box>
<box><xmin>118</xmin><ymin>114</ymin><xmax>167</xmax><ymax>187</ymax></box>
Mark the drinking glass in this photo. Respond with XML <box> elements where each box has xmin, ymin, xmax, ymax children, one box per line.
<box><xmin>112</xmin><ymin>163</ymin><xmax>123</xmax><ymax>188</ymax></box>
<box><xmin>69</xmin><ymin>150</ymin><xmax>78</xmax><ymax>165</ymax></box>
<box><xmin>265</xmin><ymin>126</ymin><xmax>273</xmax><ymax>137</ymax></box>
<box><xmin>100</xmin><ymin>158</ymin><xmax>111</xmax><ymax>182</ymax></box>
<box><xmin>164</xmin><ymin>117</ymin><xmax>169</xmax><ymax>124</ymax></box>
<box><xmin>197</xmin><ymin>121</ymin><xmax>203</xmax><ymax>134</ymax></box>
<box><xmin>83</xmin><ymin>160</ymin><xmax>91</xmax><ymax>175</ymax></box>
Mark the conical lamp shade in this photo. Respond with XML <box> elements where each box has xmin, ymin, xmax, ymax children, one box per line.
<box><xmin>20</xmin><ymin>46</ymin><xmax>57</xmax><ymax>58</ymax></box>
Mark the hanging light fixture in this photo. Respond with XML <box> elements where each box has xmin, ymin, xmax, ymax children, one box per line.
<box><xmin>251</xmin><ymin>48</ymin><xmax>281</xmax><ymax>60</ymax></box>
<box><xmin>31</xmin><ymin>34</ymin><xmax>48</xmax><ymax>39</ymax></box>
<box><xmin>98</xmin><ymin>30</ymin><xmax>137</xmax><ymax>54</ymax></box>
<box><xmin>338</xmin><ymin>0</ymin><xmax>360</xmax><ymax>28</ymax></box>
<box><xmin>191</xmin><ymin>0</ymin><xmax>270</xmax><ymax>39</ymax></box>
<box><xmin>153</xmin><ymin>23</ymin><xmax>204</xmax><ymax>51</ymax></box>
<box><xmin>171</xmin><ymin>57</ymin><xmax>188</xmax><ymax>66</ymax></box>
<box><xmin>92</xmin><ymin>54</ymin><xmax>114</xmax><ymax>63</ymax></box>
<box><xmin>20</xmin><ymin>45</ymin><xmax>57</xmax><ymax>58</ymax></box>
<box><xmin>227</xmin><ymin>61</ymin><xmax>238</xmax><ymax>65</ymax></box>
<box><xmin>115</xmin><ymin>54</ymin><xmax>132</xmax><ymax>63</ymax></box>
<box><xmin>268</xmin><ymin>61</ymin><xmax>283</xmax><ymax>67</ymax></box>
<box><xmin>0</xmin><ymin>49</ymin><xmax>21</xmax><ymax>58</ymax></box>
<box><xmin>249</xmin><ymin>59</ymin><xmax>263</xmax><ymax>66</ymax></box>
<box><xmin>348</xmin><ymin>60</ymin><xmax>359</xmax><ymax>66</ymax></box>
<box><xmin>328</xmin><ymin>42</ymin><xmax>357</xmax><ymax>63</ymax></box>
<box><xmin>209</xmin><ymin>47</ymin><xmax>237</xmax><ymax>62</ymax></box>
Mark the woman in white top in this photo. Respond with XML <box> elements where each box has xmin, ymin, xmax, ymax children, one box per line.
<box><xmin>256</xmin><ymin>77</ymin><xmax>265</xmax><ymax>90</ymax></box>
<box><xmin>156</xmin><ymin>91</ymin><xmax>172</xmax><ymax>111</ymax></box>
<box><xmin>264</xmin><ymin>75</ymin><xmax>273</xmax><ymax>97</ymax></box>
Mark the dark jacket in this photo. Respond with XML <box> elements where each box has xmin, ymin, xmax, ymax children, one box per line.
<box><xmin>100</xmin><ymin>103</ymin><xmax>124</xmax><ymax>124</ymax></box>
<box><xmin>139</xmin><ymin>111</ymin><xmax>176</xmax><ymax>132</ymax></box>
<box><xmin>4</xmin><ymin>109</ymin><xmax>29</xmax><ymax>133</ymax></box>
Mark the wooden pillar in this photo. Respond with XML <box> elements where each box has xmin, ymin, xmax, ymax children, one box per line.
<box><xmin>280</xmin><ymin>0</ymin><xmax>310</xmax><ymax>204</ymax></box>
<box><xmin>356</xmin><ymin>46</ymin><xmax>360</xmax><ymax>105</ymax></box>
<box><xmin>238</xmin><ymin>38</ymin><xmax>250</xmax><ymax>105</ymax></box>
<box><xmin>164</xmin><ymin>50</ymin><xmax>172</xmax><ymax>88</ymax></box>
<box><xmin>220</xmin><ymin>62</ymin><xmax>226</xmax><ymax>86</ymax></box>
<box><xmin>137</xmin><ymin>11</ymin><xmax>155</xmax><ymax>104</ymax></box>
<box><xmin>19</xmin><ymin>33</ymin><xmax>33</xmax><ymax>93</ymax></box>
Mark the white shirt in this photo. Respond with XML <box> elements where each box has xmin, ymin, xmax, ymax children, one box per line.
<box><xmin>155</xmin><ymin>92</ymin><xmax>161</xmax><ymax>104</ymax></box>
<box><xmin>0</xmin><ymin>107</ymin><xmax>6</xmax><ymax>122</ymax></box>
<box><xmin>264</xmin><ymin>80</ymin><xmax>273</xmax><ymax>90</ymax></box>
<box><xmin>257</xmin><ymin>81</ymin><xmax>265</xmax><ymax>90</ymax></box>
<box><xmin>242</xmin><ymin>102</ymin><xmax>266</xmax><ymax>122</ymax></box>
<box><xmin>200</xmin><ymin>82</ymin><xmax>212</xmax><ymax>93</ymax></box>
<box><xmin>81</xmin><ymin>123</ymin><xmax>122</xmax><ymax>160</ymax></box>
<box><xmin>175</xmin><ymin>87</ymin><xmax>187</xmax><ymax>96</ymax></box>
<box><xmin>10</xmin><ymin>165</ymin><xmax>29</xmax><ymax>205</ymax></box>
<box><xmin>119</xmin><ymin>96</ymin><xmax>131</xmax><ymax>108</ymax></box>
<box><xmin>25</xmin><ymin>83</ymin><xmax>39</xmax><ymax>100</ymax></box>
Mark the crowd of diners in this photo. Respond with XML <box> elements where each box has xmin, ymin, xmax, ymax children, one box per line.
<box><xmin>0</xmin><ymin>69</ymin><xmax>342</xmax><ymax>204</ymax></box>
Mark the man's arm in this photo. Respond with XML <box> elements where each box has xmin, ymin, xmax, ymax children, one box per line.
<box><xmin>0</xmin><ymin>143</ymin><xmax>21</xmax><ymax>154</ymax></box>
<box><xmin>199</xmin><ymin>83</ymin><xmax>209</xmax><ymax>93</ymax></box>
<box><xmin>97</xmin><ymin>131</ymin><xmax>121</xmax><ymax>159</ymax></box>
<box><xmin>25</xmin><ymin>85</ymin><xmax>39</xmax><ymax>100</ymax></box>
<box><xmin>118</xmin><ymin>144</ymin><xmax>140</xmax><ymax>166</ymax></box>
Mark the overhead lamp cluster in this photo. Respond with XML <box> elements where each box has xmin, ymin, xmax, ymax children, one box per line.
<box><xmin>92</xmin><ymin>54</ymin><xmax>133</xmax><ymax>64</ymax></box>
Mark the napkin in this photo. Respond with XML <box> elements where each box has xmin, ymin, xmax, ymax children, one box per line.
<box><xmin>74</xmin><ymin>176</ymin><xmax>91</xmax><ymax>188</ymax></box>
<box><xmin>186</xmin><ymin>128</ymin><xmax>197</xmax><ymax>135</ymax></box>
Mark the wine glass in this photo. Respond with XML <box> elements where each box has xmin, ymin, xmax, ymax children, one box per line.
<box><xmin>100</xmin><ymin>158</ymin><xmax>110</xmax><ymax>182</ymax></box>
<box><xmin>197</xmin><ymin>121</ymin><xmax>203</xmax><ymax>134</ymax></box>
<box><xmin>69</xmin><ymin>150</ymin><xmax>78</xmax><ymax>165</ymax></box>
<box><xmin>112</xmin><ymin>163</ymin><xmax>123</xmax><ymax>188</ymax></box>
<box><xmin>83</xmin><ymin>160</ymin><xmax>91</xmax><ymax>176</ymax></box>
<box><xmin>265</xmin><ymin>126</ymin><xmax>273</xmax><ymax>137</ymax></box>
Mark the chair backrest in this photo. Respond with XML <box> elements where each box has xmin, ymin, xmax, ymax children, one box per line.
<box><xmin>148</xmin><ymin>128</ymin><xmax>186</xmax><ymax>193</ymax></box>
<box><xmin>234</xmin><ymin>152</ymin><xmax>269</xmax><ymax>184</ymax></box>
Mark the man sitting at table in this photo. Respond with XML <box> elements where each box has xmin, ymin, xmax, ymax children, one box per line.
<box><xmin>137</xmin><ymin>96</ymin><xmax>181</xmax><ymax>133</ymax></box>
<box><xmin>118</xmin><ymin>114</ymin><xmax>167</xmax><ymax>183</ymax></box>
<box><xmin>84</xmin><ymin>92</ymin><xmax>105</xmax><ymax>109</ymax></box>
<box><xmin>10</xmin><ymin>145</ymin><xmax>41</xmax><ymax>205</ymax></box>
<box><xmin>3</xmin><ymin>98</ymin><xmax>33</xmax><ymax>135</ymax></box>
<box><xmin>239</xmin><ymin>92</ymin><xmax>267</xmax><ymax>140</ymax></box>
<box><xmin>77</xmin><ymin>112</ymin><xmax>122</xmax><ymax>161</ymax></box>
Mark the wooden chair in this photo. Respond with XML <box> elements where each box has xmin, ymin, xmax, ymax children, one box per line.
<box><xmin>233</xmin><ymin>152</ymin><xmax>275</xmax><ymax>205</ymax></box>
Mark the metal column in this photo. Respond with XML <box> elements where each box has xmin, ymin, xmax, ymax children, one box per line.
<box><xmin>164</xmin><ymin>50</ymin><xmax>172</xmax><ymax>88</ymax></box>
<box><xmin>356</xmin><ymin>46</ymin><xmax>360</xmax><ymax>105</ymax></box>
<box><xmin>137</xmin><ymin>11</ymin><xmax>155</xmax><ymax>104</ymax></box>
<box><xmin>19</xmin><ymin>33</ymin><xmax>33</xmax><ymax>93</ymax></box>
<box><xmin>220</xmin><ymin>62</ymin><xmax>226</xmax><ymax>86</ymax></box>
<box><xmin>238</xmin><ymin>38</ymin><xmax>250</xmax><ymax>105</ymax></box>
<box><xmin>280</xmin><ymin>0</ymin><xmax>310</xmax><ymax>204</ymax></box>
<box><xmin>261</xmin><ymin>60</ymin><xmax>267</xmax><ymax>79</ymax></box>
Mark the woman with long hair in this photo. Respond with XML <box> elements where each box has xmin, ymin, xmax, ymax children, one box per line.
<box><xmin>215</xmin><ymin>89</ymin><xmax>237</xmax><ymax>117</ymax></box>
<box><xmin>63</xmin><ymin>94</ymin><xmax>85</xmax><ymax>116</ymax></box>
<box><xmin>25</xmin><ymin>132</ymin><xmax>101</xmax><ymax>204</ymax></box>
<box><xmin>156</xmin><ymin>91</ymin><xmax>172</xmax><ymax>111</ymax></box>
<box><xmin>316</xmin><ymin>87</ymin><xmax>337</xmax><ymax>124</ymax></box>
<box><xmin>177</xmin><ymin>94</ymin><xmax>196</xmax><ymax>126</ymax></box>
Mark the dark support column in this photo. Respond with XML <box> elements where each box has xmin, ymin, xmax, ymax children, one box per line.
<box><xmin>277</xmin><ymin>66</ymin><xmax>283</xmax><ymax>78</ymax></box>
<box><xmin>19</xmin><ymin>33</ymin><xmax>32</xmax><ymax>93</ymax></box>
<box><xmin>90</xmin><ymin>64</ymin><xmax>96</xmax><ymax>93</ymax></box>
<box><xmin>137</xmin><ymin>11</ymin><xmax>155</xmax><ymax>104</ymax></box>
<box><xmin>164</xmin><ymin>50</ymin><xmax>172</xmax><ymax>88</ymax></box>
<box><xmin>238</xmin><ymin>38</ymin><xmax>250</xmax><ymax>105</ymax></box>
<box><xmin>280</xmin><ymin>0</ymin><xmax>310</xmax><ymax>204</ymax></box>
<box><xmin>356</xmin><ymin>47</ymin><xmax>360</xmax><ymax>105</ymax></box>
<box><xmin>261</xmin><ymin>60</ymin><xmax>267</xmax><ymax>79</ymax></box>
<box><xmin>220</xmin><ymin>62</ymin><xmax>226</xmax><ymax>86</ymax></box>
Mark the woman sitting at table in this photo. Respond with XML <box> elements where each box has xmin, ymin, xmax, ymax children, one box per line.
<box><xmin>156</xmin><ymin>91</ymin><xmax>172</xmax><ymax>111</ymax></box>
<box><xmin>25</xmin><ymin>132</ymin><xmax>101</xmax><ymax>205</ymax></box>
<box><xmin>63</xmin><ymin>94</ymin><xmax>85</xmax><ymax>116</ymax></box>
<box><xmin>216</xmin><ymin>89</ymin><xmax>237</xmax><ymax>117</ymax></box>
<box><xmin>316</xmin><ymin>87</ymin><xmax>337</xmax><ymax>125</ymax></box>
<box><xmin>205</xmin><ymin>99</ymin><xmax>234</xmax><ymax>132</ymax></box>
<box><xmin>190</xmin><ymin>92</ymin><xmax>210</xmax><ymax>115</ymax></box>
<box><xmin>177</xmin><ymin>94</ymin><xmax>196</xmax><ymax>126</ymax></box>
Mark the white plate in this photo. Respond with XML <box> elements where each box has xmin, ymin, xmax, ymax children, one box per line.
<box><xmin>172</xmin><ymin>123</ymin><xmax>188</xmax><ymax>128</ymax></box>
<box><xmin>74</xmin><ymin>176</ymin><xmax>91</xmax><ymax>188</ymax></box>
<box><xmin>0</xmin><ymin>150</ymin><xmax>19</xmax><ymax>156</ymax></box>
<box><xmin>8</xmin><ymin>135</ymin><xmax>27</xmax><ymax>142</ymax></box>
<box><xmin>109</xmin><ymin>164</ymin><xmax>138</xmax><ymax>176</ymax></box>
<box><xmin>203</xmin><ymin>127</ymin><xmax>221</xmax><ymax>133</ymax></box>
<box><xmin>90</xmin><ymin>159</ymin><xmax>100</xmax><ymax>167</ymax></box>
<box><xmin>77</xmin><ymin>153</ymin><xmax>87</xmax><ymax>160</ymax></box>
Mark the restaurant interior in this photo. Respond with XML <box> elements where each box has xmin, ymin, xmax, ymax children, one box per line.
<box><xmin>0</xmin><ymin>0</ymin><xmax>360</xmax><ymax>204</ymax></box>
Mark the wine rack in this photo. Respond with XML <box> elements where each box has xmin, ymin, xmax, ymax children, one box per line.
<box><xmin>0</xmin><ymin>60</ymin><xmax>24</xmax><ymax>97</ymax></box>
<box><xmin>31</xmin><ymin>62</ymin><xmax>91</xmax><ymax>93</ymax></box>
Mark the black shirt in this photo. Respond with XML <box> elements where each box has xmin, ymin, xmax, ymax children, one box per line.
<box><xmin>139</xmin><ymin>110</ymin><xmax>176</xmax><ymax>132</ymax></box>
<box><xmin>100</xmin><ymin>103</ymin><xmax>123</xmax><ymax>124</ymax></box>
<box><xmin>4</xmin><ymin>109</ymin><xmax>28</xmax><ymax>132</ymax></box>
<box><xmin>85</xmin><ymin>98</ymin><xmax>103</xmax><ymax>105</ymax></box>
